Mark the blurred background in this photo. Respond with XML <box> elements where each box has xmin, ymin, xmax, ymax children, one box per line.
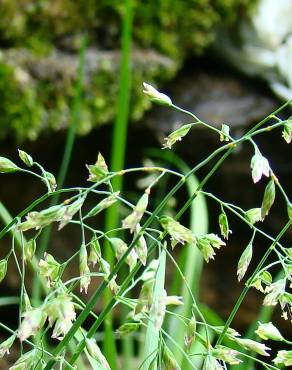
<box><xmin>0</xmin><ymin>0</ymin><xmax>291</xmax><ymax>368</ymax></box>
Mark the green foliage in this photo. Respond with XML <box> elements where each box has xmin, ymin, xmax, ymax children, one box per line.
<box><xmin>0</xmin><ymin>0</ymin><xmax>255</xmax><ymax>57</ymax></box>
<box><xmin>0</xmin><ymin>48</ymin><xmax>176</xmax><ymax>140</ymax></box>
<box><xmin>0</xmin><ymin>61</ymin><xmax>44</xmax><ymax>140</ymax></box>
<box><xmin>0</xmin><ymin>85</ymin><xmax>291</xmax><ymax>369</ymax></box>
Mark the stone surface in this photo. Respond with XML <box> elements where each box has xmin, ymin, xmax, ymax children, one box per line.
<box><xmin>145</xmin><ymin>68</ymin><xmax>277</xmax><ymax>136</ymax></box>
<box><xmin>0</xmin><ymin>47</ymin><xmax>177</xmax><ymax>140</ymax></box>
<box><xmin>0</xmin><ymin>0</ymin><xmax>255</xmax><ymax>58</ymax></box>
<box><xmin>0</xmin><ymin>0</ymin><xmax>256</xmax><ymax>141</ymax></box>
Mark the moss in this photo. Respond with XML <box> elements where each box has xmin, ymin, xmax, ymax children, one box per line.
<box><xmin>0</xmin><ymin>0</ymin><xmax>255</xmax><ymax>55</ymax></box>
<box><xmin>0</xmin><ymin>0</ymin><xmax>256</xmax><ymax>140</ymax></box>
<box><xmin>0</xmin><ymin>48</ymin><xmax>177</xmax><ymax>140</ymax></box>
<box><xmin>0</xmin><ymin>60</ymin><xmax>44</xmax><ymax>141</ymax></box>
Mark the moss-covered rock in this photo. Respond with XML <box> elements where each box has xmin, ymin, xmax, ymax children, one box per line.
<box><xmin>0</xmin><ymin>58</ymin><xmax>44</xmax><ymax>140</ymax></box>
<box><xmin>0</xmin><ymin>0</ymin><xmax>256</xmax><ymax>140</ymax></box>
<box><xmin>0</xmin><ymin>48</ymin><xmax>177</xmax><ymax>140</ymax></box>
<box><xmin>0</xmin><ymin>0</ymin><xmax>255</xmax><ymax>56</ymax></box>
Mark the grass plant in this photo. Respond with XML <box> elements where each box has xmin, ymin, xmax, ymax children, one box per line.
<box><xmin>33</xmin><ymin>33</ymin><xmax>88</xmax><ymax>304</ymax></box>
<box><xmin>103</xmin><ymin>1</ymin><xmax>134</xmax><ymax>368</ymax></box>
<box><xmin>0</xmin><ymin>83</ymin><xmax>291</xmax><ymax>370</ymax></box>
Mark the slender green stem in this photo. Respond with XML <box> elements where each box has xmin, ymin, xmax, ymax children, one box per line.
<box><xmin>63</xmin><ymin>148</ymin><xmax>236</xmax><ymax>368</ymax></box>
<box><xmin>216</xmin><ymin>221</ymin><xmax>291</xmax><ymax>346</ymax></box>
<box><xmin>0</xmin><ymin>111</ymin><xmax>285</xmax><ymax>245</ymax></box>
<box><xmin>2</xmin><ymin>99</ymin><xmax>291</xmax><ymax>369</ymax></box>
<box><xmin>18</xmin><ymin>167</ymin><xmax>45</xmax><ymax>182</ymax></box>
<box><xmin>33</xmin><ymin>34</ymin><xmax>88</xmax><ymax>303</ymax></box>
<box><xmin>56</xmin><ymin>36</ymin><xmax>87</xmax><ymax>193</ymax></box>
<box><xmin>0</xmin><ymin>296</ymin><xmax>19</xmax><ymax>306</ymax></box>
<box><xmin>143</xmin><ymin>245</ymin><xmax>166</xmax><ymax>370</ymax></box>
<box><xmin>0</xmin><ymin>202</ymin><xmax>47</xmax><ymax>291</ymax></box>
<box><xmin>0</xmin><ymin>193</ymin><xmax>51</xmax><ymax>240</ymax></box>
<box><xmin>172</xmin><ymin>104</ymin><xmax>230</xmax><ymax>140</ymax></box>
<box><xmin>103</xmin><ymin>1</ymin><xmax>133</xmax><ymax>366</ymax></box>
<box><xmin>201</xmin><ymin>191</ymin><xmax>287</xmax><ymax>251</ymax></box>
<box><xmin>147</xmin><ymin>149</ymin><xmax>209</xmax><ymax>368</ymax></box>
<box><xmin>235</xmin><ymin>269</ymin><xmax>285</xmax><ymax>370</ymax></box>
<box><xmin>44</xmin><ymin>178</ymin><xmax>187</xmax><ymax>368</ymax></box>
<box><xmin>45</xmin><ymin>128</ymin><xmax>262</xmax><ymax>369</ymax></box>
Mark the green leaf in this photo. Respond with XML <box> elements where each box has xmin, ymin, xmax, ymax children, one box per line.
<box><xmin>0</xmin><ymin>260</ymin><xmax>8</xmax><ymax>284</ymax></box>
<box><xmin>18</xmin><ymin>149</ymin><xmax>34</xmax><ymax>167</ymax></box>
<box><xmin>86</xmin><ymin>192</ymin><xmax>119</xmax><ymax>218</ymax></box>
<box><xmin>24</xmin><ymin>239</ymin><xmax>36</xmax><ymax>261</ymax></box>
<box><xmin>219</xmin><ymin>211</ymin><xmax>231</xmax><ymax>239</ymax></box>
<box><xmin>122</xmin><ymin>192</ymin><xmax>149</xmax><ymax>233</ymax></box>
<box><xmin>116</xmin><ymin>322</ymin><xmax>141</xmax><ymax>337</ymax></box>
<box><xmin>282</xmin><ymin>120</ymin><xmax>292</xmax><ymax>144</ymax></box>
<box><xmin>220</xmin><ymin>124</ymin><xmax>230</xmax><ymax>142</ymax></box>
<box><xmin>86</xmin><ymin>153</ymin><xmax>109</xmax><ymax>182</ymax></box>
<box><xmin>261</xmin><ymin>179</ymin><xmax>276</xmax><ymax>219</ymax></box>
<box><xmin>245</xmin><ymin>208</ymin><xmax>262</xmax><ymax>225</ymax></box>
<box><xmin>143</xmin><ymin>248</ymin><xmax>166</xmax><ymax>370</ymax></box>
<box><xmin>0</xmin><ymin>157</ymin><xmax>19</xmax><ymax>173</ymax></box>
<box><xmin>162</xmin><ymin>124</ymin><xmax>192</xmax><ymax>149</ymax></box>
<box><xmin>287</xmin><ymin>202</ymin><xmax>292</xmax><ymax>222</ymax></box>
<box><xmin>237</xmin><ymin>242</ymin><xmax>253</xmax><ymax>281</ymax></box>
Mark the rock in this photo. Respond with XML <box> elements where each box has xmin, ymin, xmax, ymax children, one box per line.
<box><xmin>5</xmin><ymin>48</ymin><xmax>176</xmax><ymax>86</ymax></box>
<box><xmin>0</xmin><ymin>47</ymin><xmax>178</xmax><ymax>140</ymax></box>
<box><xmin>0</xmin><ymin>0</ymin><xmax>255</xmax><ymax>60</ymax></box>
<box><xmin>0</xmin><ymin>0</ymin><xmax>256</xmax><ymax>141</ymax></box>
<box><xmin>145</xmin><ymin>68</ymin><xmax>277</xmax><ymax>136</ymax></box>
<box><xmin>216</xmin><ymin>0</ymin><xmax>292</xmax><ymax>101</ymax></box>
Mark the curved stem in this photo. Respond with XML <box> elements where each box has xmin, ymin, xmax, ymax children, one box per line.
<box><xmin>62</xmin><ymin>149</ymin><xmax>236</xmax><ymax>369</ymax></box>
<box><xmin>216</xmin><ymin>221</ymin><xmax>291</xmax><ymax>346</ymax></box>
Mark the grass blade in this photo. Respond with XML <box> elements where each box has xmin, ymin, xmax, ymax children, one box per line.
<box><xmin>32</xmin><ymin>34</ymin><xmax>88</xmax><ymax>302</ymax></box>
<box><xmin>0</xmin><ymin>201</ymin><xmax>47</xmax><ymax>291</ymax></box>
<box><xmin>143</xmin><ymin>246</ymin><xmax>166</xmax><ymax>370</ymax></box>
<box><xmin>103</xmin><ymin>1</ymin><xmax>134</xmax><ymax>368</ymax></box>
<box><xmin>232</xmin><ymin>270</ymin><xmax>284</xmax><ymax>370</ymax></box>
<box><xmin>147</xmin><ymin>149</ymin><xmax>208</xmax><ymax>368</ymax></box>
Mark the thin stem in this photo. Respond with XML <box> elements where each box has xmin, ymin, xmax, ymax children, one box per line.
<box><xmin>18</xmin><ymin>167</ymin><xmax>45</xmax><ymax>182</ymax></box>
<box><xmin>2</xmin><ymin>98</ymin><xmax>291</xmax><ymax>370</ymax></box>
<box><xmin>51</xmin><ymin>130</ymin><xmax>260</xmax><ymax>368</ymax></box>
<box><xmin>62</xmin><ymin>148</ymin><xmax>236</xmax><ymax>368</ymax></box>
<box><xmin>172</xmin><ymin>104</ymin><xmax>229</xmax><ymax>140</ymax></box>
<box><xmin>201</xmin><ymin>191</ymin><xmax>286</xmax><ymax>250</ymax></box>
<box><xmin>33</xmin><ymin>34</ymin><xmax>88</xmax><ymax>303</ymax></box>
<box><xmin>102</xmin><ymin>4</ymin><xmax>134</xmax><ymax>366</ymax></box>
<box><xmin>216</xmin><ymin>221</ymin><xmax>291</xmax><ymax>346</ymax></box>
